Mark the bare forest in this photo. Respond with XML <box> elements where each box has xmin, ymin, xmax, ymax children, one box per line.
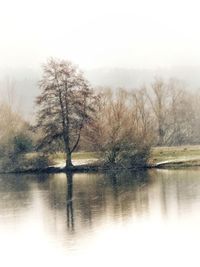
<box><xmin>0</xmin><ymin>59</ymin><xmax>200</xmax><ymax>171</ymax></box>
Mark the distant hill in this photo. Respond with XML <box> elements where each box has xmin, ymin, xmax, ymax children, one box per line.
<box><xmin>85</xmin><ymin>66</ymin><xmax>200</xmax><ymax>90</ymax></box>
<box><xmin>0</xmin><ymin>66</ymin><xmax>199</xmax><ymax>118</ymax></box>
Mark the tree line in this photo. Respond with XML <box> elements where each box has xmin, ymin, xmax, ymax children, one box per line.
<box><xmin>0</xmin><ymin>58</ymin><xmax>200</xmax><ymax>171</ymax></box>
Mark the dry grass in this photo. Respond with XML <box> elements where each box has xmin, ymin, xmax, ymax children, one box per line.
<box><xmin>25</xmin><ymin>146</ymin><xmax>200</xmax><ymax>168</ymax></box>
<box><xmin>150</xmin><ymin>145</ymin><xmax>200</xmax><ymax>165</ymax></box>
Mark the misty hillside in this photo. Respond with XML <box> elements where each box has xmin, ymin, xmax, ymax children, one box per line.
<box><xmin>86</xmin><ymin>66</ymin><xmax>200</xmax><ymax>89</ymax></box>
<box><xmin>0</xmin><ymin>66</ymin><xmax>200</xmax><ymax>116</ymax></box>
<box><xmin>0</xmin><ymin>68</ymin><xmax>40</xmax><ymax>119</ymax></box>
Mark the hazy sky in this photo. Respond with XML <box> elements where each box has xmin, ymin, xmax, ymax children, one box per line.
<box><xmin>1</xmin><ymin>0</ymin><xmax>200</xmax><ymax>70</ymax></box>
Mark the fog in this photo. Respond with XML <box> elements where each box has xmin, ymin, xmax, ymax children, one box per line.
<box><xmin>1</xmin><ymin>0</ymin><xmax>200</xmax><ymax>69</ymax></box>
<box><xmin>1</xmin><ymin>0</ymin><xmax>200</xmax><ymax>115</ymax></box>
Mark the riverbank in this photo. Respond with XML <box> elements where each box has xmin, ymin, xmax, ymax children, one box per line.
<box><xmin>2</xmin><ymin>145</ymin><xmax>200</xmax><ymax>174</ymax></box>
<box><xmin>150</xmin><ymin>145</ymin><xmax>200</xmax><ymax>168</ymax></box>
<box><xmin>51</xmin><ymin>146</ymin><xmax>200</xmax><ymax>170</ymax></box>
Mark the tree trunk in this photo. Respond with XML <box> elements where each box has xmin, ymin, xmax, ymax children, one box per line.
<box><xmin>66</xmin><ymin>150</ymin><xmax>73</xmax><ymax>167</ymax></box>
<box><xmin>63</xmin><ymin>129</ymin><xmax>73</xmax><ymax>167</ymax></box>
<box><xmin>158</xmin><ymin>126</ymin><xmax>164</xmax><ymax>146</ymax></box>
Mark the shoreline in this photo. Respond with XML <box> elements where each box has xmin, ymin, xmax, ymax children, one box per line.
<box><xmin>2</xmin><ymin>146</ymin><xmax>200</xmax><ymax>174</ymax></box>
<box><xmin>1</xmin><ymin>160</ymin><xmax>200</xmax><ymax>174</ymax></box>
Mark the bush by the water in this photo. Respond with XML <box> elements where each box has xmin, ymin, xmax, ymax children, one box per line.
<box><xmin>0</xmin><ymin>152</ymin><xmax>51</xmax><ymax>172</ymax></box>
<box><xmin>103</xmin><ymin>140</ymin><xmax>151</xmax><ymax>169</ymax></box>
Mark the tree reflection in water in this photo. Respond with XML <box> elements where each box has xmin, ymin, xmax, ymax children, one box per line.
<box><xmin>2</xmin><ymin>167</ymin><xmax>200</xmax><ymax>264</ymax></box>
<box><xmin>64</xmin><ymin>170</ymin><xmax>150</xmax><ymax>234</ymax></box>
<box><xmin>66</xmin><ymin>172</ymin><xmax>74</xmax><ymax>232</ymax></box>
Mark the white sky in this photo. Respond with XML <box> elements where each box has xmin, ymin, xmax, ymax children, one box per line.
<box><xmin>1</xmin><ymin>0</ymin><xmax>200</xmax><ymax>70</ymax></box>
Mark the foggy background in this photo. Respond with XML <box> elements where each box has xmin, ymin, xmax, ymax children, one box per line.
<box><xmin>1</xmin><ymin>0</ymin><xmax>200</xmax><ymax>115</ymax></box>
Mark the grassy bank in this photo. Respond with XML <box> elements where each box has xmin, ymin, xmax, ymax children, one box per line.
<box><xmin>149</xmin><ymin>145</ymin><xmax>200</xmax><ymax>167</ymax></box>
<box><xmin>21</xmin><ymin>146</ymin><xmax>200</xmax><ymax>167</ymax></box>
<box><xmin>50</xmin><ymin>146</ymin><xmax>200</xmax><ymax>168</ymax></box>
<box><xmin>2</xmin><ymin>146</ymin><xmax>200</xmax><ymax>173</ymax></box>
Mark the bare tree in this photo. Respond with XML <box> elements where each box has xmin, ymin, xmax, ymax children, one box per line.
<box><xmin>131</xmin><ymin>87</ymin><xmax>154</xmax><ymax>143</ymax></box>
<box><xmin>147</xmin><ymin>78</ymin><xmax>169</xmax><ymax>145</ymax></box>
<box><xmin>87</xmin><ymin>88</ymin><xmax>152</xmax><ymax>167</ymax></box>
<box><xmin>166</xmin><ymin>79</ymin><xmax>192</xmax><ymax>145</ymax></box>
<box><xmin>36</xmin><ymin>58</ymin><xmax>95</xmax><ymax>167</ymax></box>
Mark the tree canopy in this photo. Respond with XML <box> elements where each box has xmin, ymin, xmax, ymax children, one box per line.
<box><xmin>36</xmin><ymin>58</ymin><xmax>95</xmax><ymax>167</ymax></box>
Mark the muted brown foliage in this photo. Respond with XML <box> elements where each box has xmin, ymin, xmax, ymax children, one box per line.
<box><xmin>84</xmin><ymin>88</ymin><xmax>153</xmax><ymax>167</ymax></box>
<box><xmin>36</xmin><ymin>58</ymin><xmax>96</xmax><ymax>167</ymax></box>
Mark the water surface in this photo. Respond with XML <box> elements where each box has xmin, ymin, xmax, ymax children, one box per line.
<box><xmin>0</xmin><ymin>169</ymin><xmax>200</xmax><ymax>266</ymax></box>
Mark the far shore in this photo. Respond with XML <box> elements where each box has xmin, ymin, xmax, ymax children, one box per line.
<box><xmin>1</xmin><ymin>145</ymin><xmax>200</xmax><ymax>174</ymax></box>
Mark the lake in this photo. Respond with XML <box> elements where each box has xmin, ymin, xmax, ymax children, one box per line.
<box><xmin>0</xmin><ymin>168</ymin><xmax>200</xmax><ymax>267</ymax></box>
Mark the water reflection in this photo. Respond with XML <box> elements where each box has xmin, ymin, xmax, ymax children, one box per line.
<box><xmin>47</xmin><ymin>170</ymin><xmax>150</xmax><ymax>235</ymax></box>
<box><xmin>66</xmin><ymin>173</ymin><xmax>74</xmax><ymax>232</ymax></box>
<box><xmin>1</xmin><ymin>169</ymin><xmax>200</xmax><ymax>233</ymax></box>
<box><xmin>1</xmin><ymin>169</ymin><xmax>200</xmax><ymax>266</ymax></box>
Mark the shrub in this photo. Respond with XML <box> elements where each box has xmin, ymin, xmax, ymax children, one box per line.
<box><xmin>103</xmin><ymin>140</ymin><xmax>151</xmax><ymax>169</ymax></box>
